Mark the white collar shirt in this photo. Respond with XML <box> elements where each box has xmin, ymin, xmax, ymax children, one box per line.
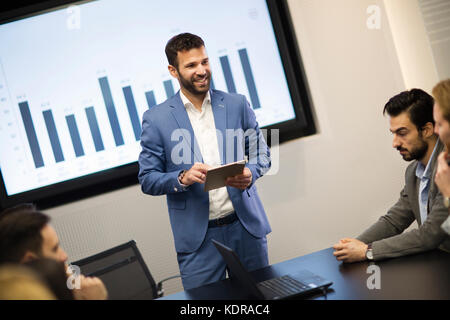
<box><xmin>180</xmin><ymin>90</ymin><xmax>234</xmax><ymax>220</ymax></box>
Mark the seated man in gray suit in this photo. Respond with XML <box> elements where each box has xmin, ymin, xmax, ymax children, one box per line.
<box><xmin>333</xmin><ymin>89</ymin><xmax>450</xmax><ymax>262</ymax></box>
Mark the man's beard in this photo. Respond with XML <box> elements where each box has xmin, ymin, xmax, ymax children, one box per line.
<box><xmin>397</xmin><ymin>138</ymin><xmax>428</xmax><ymax>162</ymax></box>
<box><xmin>178</xmin><ymin>70</ymin><xmax>211</xmax><ymax>96</ymax></box>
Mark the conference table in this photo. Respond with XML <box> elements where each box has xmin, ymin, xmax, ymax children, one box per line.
<box><xmin>161</xmin><ymin>247</ymin><xmax>450</xmax><ymax>300</ymax></box>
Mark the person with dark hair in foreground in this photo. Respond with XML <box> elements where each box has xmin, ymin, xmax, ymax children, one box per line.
<box><xmin>0</xmin><ymin>207</ymin><xmax>64</xmax><ymax>264</ymax></box>
<box><xmin>0</xmin><ymin>205</ymin><xmax>108</xmax><ymax>299</ymax></box>
<box><xmin>333</xmin><ymin>89</ymin><xmax>450</xmax><ymax>262</ymax></box>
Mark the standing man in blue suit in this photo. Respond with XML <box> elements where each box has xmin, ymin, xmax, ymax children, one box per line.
<box><xmin>138</xmin><ymin>33</ymin><xmax>271</xmax><ymax>290</ymax></box>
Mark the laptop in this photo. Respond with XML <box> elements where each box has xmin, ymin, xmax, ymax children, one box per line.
<box><xmin>212</xmin><ymin>239</ymin><xmax>333</xmax><ymax>300</ymax></box>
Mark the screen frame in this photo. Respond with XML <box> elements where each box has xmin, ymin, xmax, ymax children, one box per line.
<box><xmin>0</xmin><ymin>0</ymin><xmax>316</xmax><ymax>210</ymax></box>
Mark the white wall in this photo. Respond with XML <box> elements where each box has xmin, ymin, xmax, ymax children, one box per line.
<box><xmin>416</xmin><ymin>0</ymin><xmax>450</xmax><ymax>81</ymax></box>
<box><xmin>384</xmin><ymin>0</ymin><xmax>439</xmax><ymax>92</ymax></box>
<box><xmin>47</xmin><ymin>0</ymin><xmax>418</xmax><ymax>295</ymax></box>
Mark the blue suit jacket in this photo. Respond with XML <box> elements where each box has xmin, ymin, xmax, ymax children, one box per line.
<box><xmin>138</xmin><ymin>89</ymin><xmax>271</xmax><ymax>253</ymax></box>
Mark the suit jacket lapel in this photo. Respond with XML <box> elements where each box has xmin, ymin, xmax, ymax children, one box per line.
<box><xmin>169</xmin><ymin>92</ymin><xmax>203</xmax><ymax>163</ymax></box>
<box><xmin>211</xmin><ymin>90</ymin><xmax>227</xmax><ymax>164</ymax></box>
<box><xmin>428</xmin><ymin>140</ymin><xmax>444</xmax><ymax>211</ymax></box>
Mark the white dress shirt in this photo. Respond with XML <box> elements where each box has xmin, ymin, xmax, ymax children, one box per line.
<box><xmin>180</xmin><ymin>90</ymin><xmax>234</xmax><ymax>220</ymax></box>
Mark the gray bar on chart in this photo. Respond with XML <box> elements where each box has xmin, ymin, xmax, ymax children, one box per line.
<box><xmin>145</xmin><ymin>91</ymin><xmax>157</xmax><ymax>109</ymax></box>
<box><xmin>238</xmin><ymin>48</ymin><xmax>261</xmax><ymax>109</ymax></box>
<box><xmin>164</xmin><ymin>80</ymin><xmax>175</xmax><ymax>98</ymax></box>
<box><xmin>43</xmin><ymin>110</ymin><xmax>64</xmax><ymax>163</ymax></box>
<box><xmin>65</xmin><ymin>115</ymin><xmax>85</xmax><ymax>157</ymax></box>
<box><xmin>85</xmin><ymin>106</ymin><xmax>104</xmax><ymax>152</ymax></box>
<box><xmin>219</xmin><ymin>55</ymin><xmax>236</xmax><ymax>93</ymax></box>
<box><xmin>18</xmin><ymin>101</ymin><xmax>44</xmax><ymax>168</ymax></box>
<box><xmin>98</xmin><ymin>77</ymin><xmax>124</xmax><ymax>146</ymax></box>
<box><xmin>122</xmin><ymin>86</ymin><xmax>141</xmax><ymax>141</ymax></box>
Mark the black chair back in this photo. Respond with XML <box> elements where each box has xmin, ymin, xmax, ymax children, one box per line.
<box><xmin>72</xmin><ymin>240</ymin><xmax>157</xmax><ymax>300</ymax></box>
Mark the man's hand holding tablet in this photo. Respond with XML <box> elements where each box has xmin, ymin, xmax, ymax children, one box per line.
<box><xmin>225</xmin><ymin>167</ymin><xmax>252</xmax><ymax>190</ymax></box>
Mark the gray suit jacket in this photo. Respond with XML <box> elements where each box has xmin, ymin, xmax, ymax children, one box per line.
<box><xmin>357</xmin><ymin>140</ymin><xmax>450</xmax><ymax>260</ymax></box>
<box><xmin>442</xmin><ymin>215</ymin><xmax>450</xmax><ymax>235</ymax></box>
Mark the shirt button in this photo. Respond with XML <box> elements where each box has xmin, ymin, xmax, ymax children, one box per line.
<box><xmin>174</xmin><ymin>187</ymin><xmax>178</xmax><ymax>192</ymax></box>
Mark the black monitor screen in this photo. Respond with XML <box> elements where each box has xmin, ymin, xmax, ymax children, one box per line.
<box><xmin>0</xmin><ymin>0</ymin><xmax>315</xmax><ymax>209</ymax></box>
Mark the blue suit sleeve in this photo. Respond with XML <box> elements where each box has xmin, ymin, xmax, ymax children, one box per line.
<box><xmin>138</xmin><ymin>111</ymin><xmax>188</xmax><ymax>195</ymax></box>
<box><xmin>242</xmin><ymin>96</ymin><xmax>271</xmax><ymax>188</ymax></box>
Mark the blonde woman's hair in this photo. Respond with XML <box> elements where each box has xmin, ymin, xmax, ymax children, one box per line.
<box><xmin>0</xmin><ymin>264</ymin><xmax>56</xmax><ymax>300</ymax></box>
<box><xmin>432</xmin><ymin>79</ymin><xmax>450</xmax><ymax>122</ymax></box>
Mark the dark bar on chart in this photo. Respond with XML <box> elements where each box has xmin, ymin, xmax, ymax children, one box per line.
<box><xmin>219</xmin><ymin>55</ymin><xmax>236</xmax><ymax>93</ymax></box>
<box><xmin>122</xmin><ymin>86</ymin><xmax>141</xmax><ymax>141</ymax></box>
<box><xmin>18</xmin><ymin>101</ymin><xmax>44</xmax><ymax>168</ymax></box>
<box><xmin>145</xmin><ymin>91</ymin><xmax>157</xmax><ymax>109</ymax></box>
<box><xmin>164</xmin><ymin>80</ymin><xmax>175</xmax><ymax>98</ymax></box>
<box><xmin>98</xmin><ymin>76</ymin><xmax>124</xmax><ymax>146</ymax></box>
<box><xmin>43</xmin><ymin>110</ymin><xmax>64</xmax><ymax>163</ymax></box>
<box><xmin>238</xmin><ymin>48</ymin><xmax>261</xmax><ymax>109</ymax></box>
<box><xmin>65</xmin><ymin>115</ymin><xmax>85</xmax><ymax>157</ymax></box>
<box><xmin>85</xmin><ymin>107</ymin><xmax>104</xmax><ymax>152</ymax></box>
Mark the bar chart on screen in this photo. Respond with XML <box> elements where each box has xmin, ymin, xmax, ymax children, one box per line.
<box><xmin>0</xmin><ymin>52</ymin><xmax>264</xmax><ymax>196</ymax></box>
<box><xmin>5</xmin><ymin>48</ymin><xmax>262</xmax><ymax>164</ymax></box>
<box><xmin>0</xmin><ymin>65</ymin><xmax>183</xmax><ymax>195</ymax></box>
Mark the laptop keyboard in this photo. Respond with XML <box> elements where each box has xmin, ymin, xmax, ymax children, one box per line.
<box><xmin>257</xmin><ymin>275</ymin><xmax>313</xmax><ymax>298</ymax></box>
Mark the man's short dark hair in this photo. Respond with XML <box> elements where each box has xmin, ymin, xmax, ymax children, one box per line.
<box><xmin>0</xmin><ymin>205</ymin><xmax>50</xmax><ymax>264</ymax></box>
<box><xmin>383</xmin><ymin>89</ymin><xmax>435</xmax><ymax>130</ymax></box>
<box><xmin>165</xmin><ymin>33</ymin><xmax>205</xmax><ymax>69</ymax></box>
<box><xmin>0</xmin><ymin>203</ymin><xmax>36</xmax><ymax>221</ymax></box>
